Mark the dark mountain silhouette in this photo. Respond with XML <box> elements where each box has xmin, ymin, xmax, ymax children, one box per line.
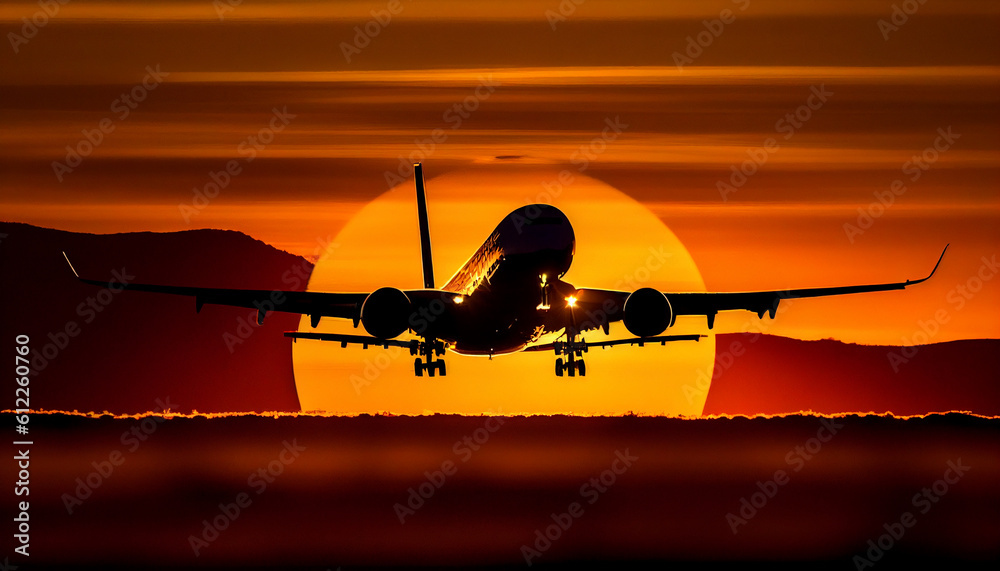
<box><xmin>705</xmin><ymin>333</ymin><xmax>1000</xmax><ymax>416</ymax></box>
<box><xmin>0</xmin><ymin>222</ymin><xmax>305</xmax><ymax>414</ymax></box>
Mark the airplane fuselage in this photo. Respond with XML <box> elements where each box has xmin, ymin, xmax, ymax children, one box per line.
<box><xmin>406</xmin><ymin>204</ymin><xmax>579</xmax><ymax>356</ymax></box>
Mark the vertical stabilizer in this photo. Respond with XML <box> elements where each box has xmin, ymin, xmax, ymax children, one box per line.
<box><xmin>414</xmin><ymin>163</ymin><xmax>435</xmax><ymax>289</ymax></box>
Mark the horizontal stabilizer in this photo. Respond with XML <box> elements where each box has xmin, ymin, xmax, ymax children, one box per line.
<box><xmin>523</xmin><ymin>334</ymin><xmax>704</xmax><ymax>353</ymax></box>
<box><xmin>284</xmin><ymin>331</ymin><xmax>419</xmax><ymax>351</ymax></box>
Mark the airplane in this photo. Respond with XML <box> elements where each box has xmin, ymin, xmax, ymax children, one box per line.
<box><xmin>64</xmin><ymin>163</ymin><xmax>949</xmax><ymax>378</ymax></box>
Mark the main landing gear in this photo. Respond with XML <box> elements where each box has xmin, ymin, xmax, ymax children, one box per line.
<box><xmin>413</xmin><ymin>338</ymin><xmax>446</xmax><ymax>377</ymax></box>
<box><xmin>554</xmin><ymin>336</ymin><xmax>587</xmax><ymax>377</ymax></box>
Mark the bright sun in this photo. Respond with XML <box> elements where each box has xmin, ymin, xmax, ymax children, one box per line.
<box><xmin>292</xmin><ymin>167</ymin><xmax>715</xmax><ymax>416</ymax></box>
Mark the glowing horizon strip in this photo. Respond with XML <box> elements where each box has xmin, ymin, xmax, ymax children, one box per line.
<box><xmin>2</xmin><ymin>0</ymin><xmax>994</xmax><ymax>23</ymax></box>
<box><xmin>168</xmin><ymin>65</ymin><xmax>1000</xmax><ymax>86</ymax></box>
<box><xmin>6</xmin><ymin>65</ymin><xmax>997</xmax><ymax>87</ymax></box>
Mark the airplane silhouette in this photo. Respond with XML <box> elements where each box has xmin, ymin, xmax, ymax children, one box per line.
<box><xmin>64</xmin><ymin>164</ymin><xmax>948</xmax><ymax>377</ymax></box>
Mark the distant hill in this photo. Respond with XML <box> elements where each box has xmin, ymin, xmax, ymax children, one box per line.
<box><xmin>0</xmin><ymin>222</ymin><xmax>305</xmax><ymax>413</ymax></box>
<box><xmin>704</xmin><ymin>333</ymin><xmax>1000</xmax><ymax>416</ymax></box>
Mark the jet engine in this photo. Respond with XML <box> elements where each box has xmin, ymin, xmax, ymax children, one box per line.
<box><xmin>360</xmin><ymin>287</ymin><xmax>412</xmax><ymax>339</ymax></box>
<box><xmin>623</xmin><ymin>287</ymin><xmax>673</xmax><ymax>337</ymax></box>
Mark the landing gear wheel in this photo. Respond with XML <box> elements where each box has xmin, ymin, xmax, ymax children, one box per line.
<box><xmin>578</xmin><ymin>360</ymin><xmax>586</xmax><ymax>377</ymax></box>
<box><xmin>427</xmin><ymin>362</ymin><xmax>436</xmax><ymax>377</ymax></box>
<box><xmin>555</xmin><ymin>358</ymin><xmax>564</xmax><ymax>377</ymax></box>
<box><xmin>568</xmin><ymin>361</ymin><xmax>576</xmax><ymax>377</ymax></box>
<box><xmin>437</xmin><ymin>361</ymin><xmax>447</xmax><ymax>376</ymax></box>
<box><xmin>414</xmin><ymin>358</ymin><xmax>423</xmax><ymax>377</ymax></box>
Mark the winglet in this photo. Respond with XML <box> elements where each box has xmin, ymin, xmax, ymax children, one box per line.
<box><xmin>908</xmin><ymin>244</ymin><xmax>949</xmax><ymax>286</ymax></box>
<box><xmin>930</xmin><ymin>243</ymin><xmax>949</xmax><ymax>278</ymax></box>
<box><xmin>62</xmin><ymin>251</ymin><xmax>80</xmax><ymax>279</ymax></box>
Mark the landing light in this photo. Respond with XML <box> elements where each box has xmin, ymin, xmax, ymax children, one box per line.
<box><xmin>566</xmin><ymin>295</ymin><xmax>577</xmax><ymax>308</ymax></box>
<box><xmin>454</xmin><ymin>295</ymin><xmax>464</xmax><ymax>304</ymax></box>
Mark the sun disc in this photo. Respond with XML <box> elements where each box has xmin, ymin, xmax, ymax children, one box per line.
<box><xmin>292</xmin><ymin>168</ymin><xmax>714</xmax><ymax>416</ymax></box>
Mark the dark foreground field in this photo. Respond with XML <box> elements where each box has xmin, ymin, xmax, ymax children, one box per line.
<box><xmin>5</xmin><ymin>412</ymin><xmax>999</xmax><ymax>568</ymax></box>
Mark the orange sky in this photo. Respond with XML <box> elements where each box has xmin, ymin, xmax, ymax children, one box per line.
<box><xmin>2</xmin><ymin>0</ymin><xmax>998</xmax><ymax>349</ymax></box>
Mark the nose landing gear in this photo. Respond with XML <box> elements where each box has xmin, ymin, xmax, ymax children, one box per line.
<box><xmin>410</xmin><ymin>339</ymin><xmax>448</xmax><ymax>377</ymax></box>
<box><xmin>414</xmin><ymin>358</ymin><xmax>446</xmax><ymax>377</ymax></box>
<box><xmin>413</xmin><ymin>338</ymin><xmax>446</xmax><ymax>377</ymax></box>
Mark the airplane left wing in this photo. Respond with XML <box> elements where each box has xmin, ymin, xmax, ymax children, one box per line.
<box><xmin>573</xmin><ymin>245</ymin><xmax>949</xmax><ymax>331</ymax></box>
<box><xmin>63</xmin><ymin>252</ymin><xmax>368</xmax><ymax>327</ymax></box>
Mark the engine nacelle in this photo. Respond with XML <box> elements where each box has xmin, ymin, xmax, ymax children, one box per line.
<box><xmin>623</xmin><ymin>287</ymin><xmax>673</xmax><ymax>337</ymax></box>
<box><xmin>360</xmin><ymin>287</ymin><xmax>412</xmax><ymax>339</ymax></box>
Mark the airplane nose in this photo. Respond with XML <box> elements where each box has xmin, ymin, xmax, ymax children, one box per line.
<box><xmin>504</xmin><ymin>205</ymin><xmax>574</xmax><ymax>248</ymax></box>
<box><xmin>499</xmin><ymin>204</ymin><xmax>575</xmax><ymax>277</ymax></box>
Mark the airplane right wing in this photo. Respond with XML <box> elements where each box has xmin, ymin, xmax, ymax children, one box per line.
<box><xmin>63</xmin><ymin>252</ymin><xmax>368</xmax><ymax>327</ymax></box>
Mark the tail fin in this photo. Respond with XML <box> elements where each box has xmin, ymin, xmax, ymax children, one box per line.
<box><xmin>414</xmin><ymin>163</ymin><xmax>435</xmax><ymax>289</ymax></box>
